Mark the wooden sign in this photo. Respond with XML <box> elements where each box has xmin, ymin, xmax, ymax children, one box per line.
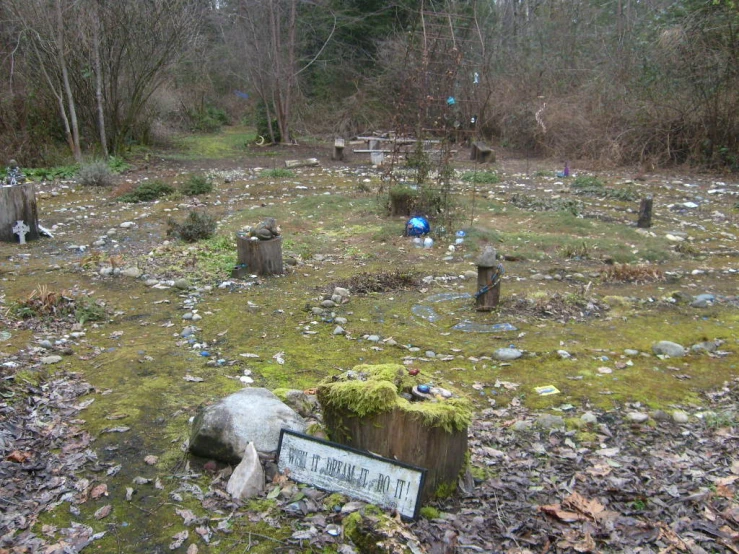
<box><xmin>277</xmin><ymin>430</ymin><xmax>426</xmax><ymax>519</ymax></box>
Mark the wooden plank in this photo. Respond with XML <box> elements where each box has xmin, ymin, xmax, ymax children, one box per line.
<box><xmin>277</xmin><ymin>430</ymin><xmax>426</xmax><ymax>520</ymax></box>
<box><xmin>284</xmin><ymin>158</ymin><xmax>319</xmax><ymax>168</ymax></box>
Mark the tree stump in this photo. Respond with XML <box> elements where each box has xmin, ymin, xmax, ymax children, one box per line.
<box><xmin>470</xmin><ymin>142</ymin><xmax>495</xmax><ymax>164</ymax></box>
<box><xmin>333</xmin><ymin>138</ymin><xmax>345</xmax><ymax>161</ymax></box>
<box><xmin>637</xmin><ymin>196</ymin><xmax>653</xmax><ymax>228</ymax></box>
<box><xmin>475</xmin><ymin>246</ymin><xmax>502</xmax><ymax>311</ymax></box>
<box><xmin>236</xmin><ymin>235</ymin><xmax>283</xmax><ymax>276</ymax></box>
<box><xmin>0</xmin><ymin>183</ymin><xmax>39</xmax><ymax>243</ymax></box>
<box><xmin>318</xmin><ymin>364</ymin><xmax>471</xmax><ymax>502</ymax></box>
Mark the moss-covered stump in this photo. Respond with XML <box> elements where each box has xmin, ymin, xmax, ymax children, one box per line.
<box><xmin>317</xmin><ymin>364</ymin><xmax>471</xmax><ymax>502</ymax></box>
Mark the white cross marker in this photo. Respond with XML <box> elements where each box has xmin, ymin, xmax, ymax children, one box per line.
<box><xmin>12</xmin><ymin>220</ymin><xmax>30</xmax><ymax>244</ymax></box>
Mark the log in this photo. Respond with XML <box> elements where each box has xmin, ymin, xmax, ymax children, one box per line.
<box><xmin>285</xmin><ymin>158</ymin><xmax>320</xmax><ymax>169</ymax></box>
<box><xmin>0</xmin><ymin>183</ymin><xmax>39</xmax><ymax>243</ymax></box>
<box><xmin>236</xmin><ymin>235</ymin><xmax>283</xmax><ymax>276</ymax></box>
<box><xmin>637</xmin><ymin>196</ymin><xmax>653</xmax><ymax>228</ymax></box>
<box><xmin>470</xmin><ymin>141</ymin><xmax>495</xmax><ymax>164</ymax></box>
<box><xmin>332</xmin><ymin>138</ymin><xmax>345</xmax><ymax>161</ymax></box>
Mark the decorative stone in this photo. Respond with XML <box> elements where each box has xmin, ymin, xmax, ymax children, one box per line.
<box><xmin>476</xmin><ymin>246</ymin><xmax>497</xmax><ymax>268</ymax></box>
<box><xmin>652</xmin><ymin>341</ymin><xmax>686</xmax><ymax>358</ymax></box>
<box><xmin>12</xmin><ymin>220</ymin><xmax>30</xmax><ymax>244</ymax></box>
<box><xmin>189</xmin><ymin>388</ymin><xmax>306</xmax><ymax>463</ymax></box>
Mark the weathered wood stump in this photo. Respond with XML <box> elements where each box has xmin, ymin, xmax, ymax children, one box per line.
<box><xmin>637</xmin><ymin>196</ymin><xmax>653</xmax><ymax>228</ymax></box>
<box><xmin>333</xmin><ymin>138</ymin><xmax>345</xmax><ymax>161</ymax></box>
<box><xmin>318</xmin><ymin>364</ymin><xmax>471</xmax><ymax>502</ymax></box>
<box><xmin>0</xmin><ymin>183</ymin><xmax>39</xmax><ymax>243</ymax></box>
<box><xmin>236</xmin><ymin>235</ymin><xmax>283</xmax><ymax>276</ymax></box>
<box><xmin>476</xmin><ymin>246</ymin><xmax>502</xmax><ymax>311</ymax></box>
<box><xmin>285</xmin><ymin>158</ymin><xmax>319</xmax><ymax>169</ymax></box>
<box><xmin>470</xmin><ymin>141</ymin><xmax>495</xmax><ymax>164</ymax></box>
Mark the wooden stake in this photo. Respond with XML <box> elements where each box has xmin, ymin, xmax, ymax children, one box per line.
<box><xmin>638</xmin><ymin>196</ymin><xmax>653</xmax><ymax>228</ymax></box>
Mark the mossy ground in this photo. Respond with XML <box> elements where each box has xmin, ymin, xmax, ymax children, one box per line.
<box><xmin>1</xmin><ymin>130</ymin><xmax>736</xmax><ymax>551</ymax></box>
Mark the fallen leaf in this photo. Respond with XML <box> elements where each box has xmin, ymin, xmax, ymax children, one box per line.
<box><xmin>144</xmin><ymin>455</ymin><xmax>159</xmax><ymax>465</ymax></box>
<box><xmin>94</xmin><ymin>505</ymin><xmax>112</xmax><ymax>520</ymax></box>
<box><xmin>538</xmin><ymin>504</ymin><xmax>585</xmax><ymax>523</ymax></box>
<box><xmin>90</xmin><ymin>484</ymin><xmax>108</xmax><ymax>499</ymax></box>
<box><xmin>5</xmin><ymin>450</ymin><xmax>31</xmax><ymax>463</ymax></box>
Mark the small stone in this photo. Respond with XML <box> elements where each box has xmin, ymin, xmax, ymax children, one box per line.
<box><xmin>511</xmin><ymin>420</ymin><xmax>533</xmax><ymax>432</ymax></box>
<box><xmin>119</xmin><ymin>221</ymin><xmax>135</xmax><ymax>228</ymax></box>
<box><xmin>182</xmin><ymin>313</ymin><xmax>194</xmax><ymax>320</ymax></box>
<box><xmin>652</xmin><ymin>341</ymin><xmax>686</xmax><ymax>358</ymax></box>
<box><xmin>651</xmin><ymin>410</ymin><xmax>671</xmax><ymax>422</ymax></box>
<box><xmin>672</xmin><ymin>410</ymin><xmax>689</xmax><ymax>424</ymax></box>
<box><xmin>99</xmin><ymin>267</ymin><xmax>113</xmax><ymax>277</ymax></box>
<box><xmin>691</xmin><ymin>341</ymin><xmax>718</xmax><ymax>353</ymax></box>
<box><xmin>493</xmin><ymin>348</ymin><xmax>523</xmax><ymax>361</ymax></box>
<box><xmin>311</xmin><ymin>307</ymin><xmax>323</xmax><ymax>315</ymax></box>
<box><xmin>626</xmin><ymin>412</ymin><xmax>649</xmax><ymax>423</ymax></box>
<box><xmin>145</xmin><ymin>279</ymin><xmax>159</xmax><ymax>286</ymax></box>
<box><xmin>191</xmin><ymin>313</ymin><xmax>203</xmax><ymax>321</ymax></box>
<box><xmin>333</xmin><ymin>326</ymin><xmax>346</xmax><ymax>336</ymax></box>
<box><xmin>120</xmin><ymin>267</ymin><xmax>142</xmax><ymax>278</ymax></box>
<box><xmin>321</xmin><ymin>300</ymin><xmax>336</xmax><ymax>308</ymax></box>
<box><xmin>41</xmin><ymin>355</ymin><xmax>63</xmax><ymax>365</ymax></box>
<box><xmin>537</xmin><ymin>414</ymin><xmax>564</xmax><ymax>429</ymax></box>
<box><xmin>384</xmin><ymin>338</ymin><xmax>397</xmax><ymax>346</ymax></box>
<box><xmin>366</xmin><ymin>335</ymin><xmax>381</xmax><ymax>342</ymax></box>
<box><xmin>581</xmin><ymin>412</ymin><xmax>598</xmax><ymax>425</ymax></box>
<box><xmin>425</xmin><ymin>351</ymin><xmax>436</xmax><ymax>358</ymax></box>
<box><xmin>557</xmin><ymin>350</ymin><xmax>571</xmax><ymax>359</ymax></box>
<box><xmin>334</xmin><ymin>317</ymin><xmax>348</xmax><ymax>325</ymax></box>
<box><xmin>463</xmin><ymin>270</ymin><xmax>478</xmax><ymax>280</ymax></box>
<box><xmin>333</xmin><ymin>287</ymin><xmax>350</xmax><ymax>298</ymax></box>
<box><xmin>38</xmin><ymin>340</ymin><xmax>53</xmax><ymax>349</ymax></box>
<box><xmin>530</xmin><ymin>273</ymin><xmax>546</xmax><ymax>280</ymax></box>
<box><xmin>623</xmin><ymin>349</ymin><xmax>639</xmax><ymax>356</ymax></box>
<box><xmin>174</xmin><ymin>279</ymin><xmax>190</xmax><ymax>290</ymax></box>
<box><xmin>690</xmin><ymin>294</ymin><xmax>715</xmax><ymax>308</ymax></box>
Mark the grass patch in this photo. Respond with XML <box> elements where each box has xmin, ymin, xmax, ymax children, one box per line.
<box><xmin>180</xmin><ymin>174</ymin><xmax>214</xmax><ymax>196</ymax></box>
<box><xmin>571</xmin><ymin>175</ymin><xmax>605</xmax><ymax>189</ymax></box>
<box><xmin>168</xmin><ymin>126</ymin><xmax>256</xmax><ymax>159</ymax></box>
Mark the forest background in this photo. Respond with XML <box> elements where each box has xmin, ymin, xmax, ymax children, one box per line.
<box><xmin>0</xmin><ymin>0</ymin><xmax>737</xmax><ymax>171</ymax></box>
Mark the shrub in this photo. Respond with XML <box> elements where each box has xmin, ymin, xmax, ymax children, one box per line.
<box><xmin>260</xmin><ymin>168</ymin><xmax>294</xmax><ymax>178</ymax></box>
<box><xmin>571</xmin><ymin>175</ymin><xmax>604</xmax><ymax>189</ymax></box>
<box><xmin>180</xmin><ymin>174</ymin><xmax>214</xmax><ymax>196</ymax></box>
<box><xmin>461</xmin><ymin>170</ymin><xmax>500</xmax><ymax>184</ymax></box>
<box><xmin>167</xmin><ymin>211</ymin><xmax>217</xmax><ymax>243</ymax></box>
<box><xmin>118</xmin><ymin>180</ymin><xmax>174</xmax><ymax>203</ymax></box>
<box><xmin>108</xmin><ymin>156</ymin><xmax>130</xmax><ymax>173</ymax></box>
<box><xmin>77</xmin><ymin>161</ymin><xmax>114</xmax><ymax>187</ymax></box>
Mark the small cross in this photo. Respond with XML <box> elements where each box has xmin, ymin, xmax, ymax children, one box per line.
<box><xmin>12</xmin><ymin>220</ymin><xmax>30</xmax><ymax>244</ymax></box>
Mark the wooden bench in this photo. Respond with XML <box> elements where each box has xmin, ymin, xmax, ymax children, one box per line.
<box><xmin>471</xmin><ymin>141</ymin><xmax>495</xmax><ymax>164</ymax></box>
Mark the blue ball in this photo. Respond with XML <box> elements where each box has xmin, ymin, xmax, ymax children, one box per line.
<box><xmin>406</xmin><ymin>217</ymin><xmax>430</xmax><ymax>237</ymax></box>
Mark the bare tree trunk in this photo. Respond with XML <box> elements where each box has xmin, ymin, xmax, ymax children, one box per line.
<box><xmin>93</xmin><ymin>0</ymin><xmax>108</xmax><ymax>157</ymax></box>
<box><xmin>55</xmin><ymin>0</ymin><xmax>82</xmax><ymax>162</ymax></box>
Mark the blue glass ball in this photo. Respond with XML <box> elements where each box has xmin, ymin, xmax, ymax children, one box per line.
<box><xmin>406</xmin><ymin>217</ymin><xmax>430</xmax><ymax>237</ymax></box>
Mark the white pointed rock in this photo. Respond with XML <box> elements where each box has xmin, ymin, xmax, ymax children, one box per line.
<box><xmin>226</xmin><ymin>442</ymin><xmax>265</xmax><ymax>499</ymax></box>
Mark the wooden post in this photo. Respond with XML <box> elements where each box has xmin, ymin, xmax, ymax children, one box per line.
<box><xmin>0</xmin><ymin>183</ymin><xmax>39</xmax><ymax>243</ymax></box>
<box><xmin>476</xmin><ymin>246</ymin><xmax>501</xmax><ymax>311</ymax></box>
<box><xmin>332</xmin><ymin>138</ymin><xmax>345</xmax><ymax>161</ymax></box>
<box><xmin>637</xmin><ymin>196</ymin><xmax>653</xmax><ymax>228</ymax></box>
<box><xmin>236</xmin><ymin>235</ymin><xmax>283</xmax><ymax>276</ymax></box>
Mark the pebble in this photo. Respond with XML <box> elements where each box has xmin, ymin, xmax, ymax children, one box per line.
<box><xmin>691</xmin><ymin>341</ymin><xmax>718</xmax><ymax>353</ymax></box>
<box><xmin>174</xmin><ymin>279</ymin><xmax>190</xmax><ymax>290</ymax></box>
<box><xmin>690</xmin><ymin>294</ymin><xmax>715</xmax><ymax>308</ymax></box>
<box><xmin>557</xmin><ymin>350</ymin><xmax>571</xmax><ymax>359</ymax></box>
<box><xmin>425</xmin><ymin>351</ymin><xmax>436</xmax><ymax>358</ymax></box>
<box><xmin>334</xmin><ymin>317</ymin><xmax>348</xmax><ymax>325</ymax></box>
<box><xmin>626</xmin><ymin>412</ymin><xmax>649</xmax><ymax>423</ymax></box>
<box><xmin>493</xmin><ymin>348</ymin><xmax>523</xmax><ymax>361</ymax></box>
<box><xmin>182</xmin><ymin>313</ymin><xmax>194</xmax><ymax>320</ymax></box>
<box><xmin>511</xmin><ymin>420</ymin><xmax>533</xmax><ymax>432</ymax></box>
<box><xmin>145</xmin><ymin>279</ymin><xmax>159</xmax><ymax>286</ymax></box>
<box><xmin>537</xmin><ymin>414</ymin><xmax>564</xmax><ymax>429</ymax></box>
<box><xmin>38</xmin><ymin>340</ymin><xmax>53</xmax><ymax>349</ymax></box>
<box><xmin>672</xmin><ymin>410</ymin><xmax>689</xmax><ymax>424</ymax></box>
<box><xmin>581</xmin><ymin>412</ymin><xmax>598</xmax><ymax>425</ymax></box>
<box><xmin>652</xmin><ymin>341</ymin><xmax>686</xmax><ymax>358</ymax></box>
<box><xmin>41</xmin><ymin>355</ymin><xmax>63</xmax><ymax>365</ymax></box>
<box><xmin>651</xmin><ymin>410</ymin><xmax>671</xmax><ymax>422</ymax></box>
<box><xmin>120</xmin><ymin>267</ymin><xmax>142</xmax><ymax>278</ymax></box>
<box><xmin>191</xmin><ymin>313</ymin><xmax>203</xmax><ymax>321</ymax></box>
<box><xmin>119</xmin><ymin>221</ymin><xmax>135</xmax><ymax>228</ymax></box>
<box><xmin>623</xmin><ymin>349</ymin><xmax>639</xmax><ymax>356</ymax></box>
<box><xmin>321</xmin><ymin>300</ymin><xmax>336</xmax><ymax>308</ymax></box>
<box><xmin>333</xmin><ymin>326</ymin><xmax>346</xmax><ymax>336</ymax></box>
<box><xmin>366</xmin><ymin>335</ymin><xmax>381</xmax><ymax>342</ymax></box>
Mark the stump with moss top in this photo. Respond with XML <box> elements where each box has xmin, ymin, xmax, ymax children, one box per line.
<box><xmin>317</xmin><ymin>364</ymin><xmax>470</xmax><ymax>502</ymax></box>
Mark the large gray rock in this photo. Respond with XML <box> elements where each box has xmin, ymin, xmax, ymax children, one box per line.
<box><xmin>190</xmin><ymin>388</ymin><xmax>305</xmax><ymax>463</ymax></box>
<box><xmin>652</xmin><ymin>341</ymin><xmax>686</xmax><ymax>358</ymax></box>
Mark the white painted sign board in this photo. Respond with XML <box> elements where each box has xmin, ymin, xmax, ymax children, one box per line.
<box><xmin>277</xmin><ymin>430</ymin><xmax>426</xmax><ymax>519</ymax></box>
